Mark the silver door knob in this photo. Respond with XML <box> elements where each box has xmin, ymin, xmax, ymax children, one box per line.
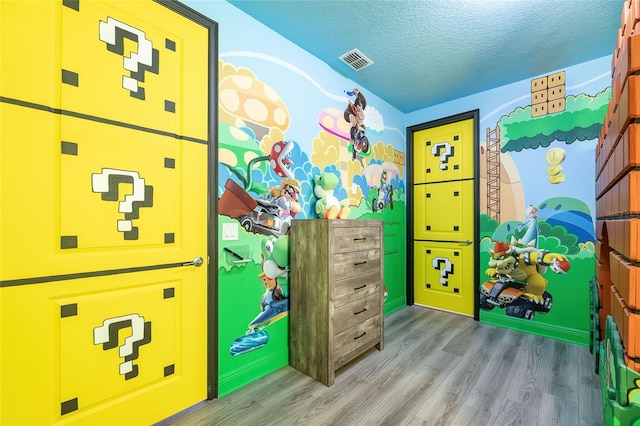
<box><xmin>183</xmin><ymin>256</ymin><xmax>204</xmax><ymax>267</ymax></box>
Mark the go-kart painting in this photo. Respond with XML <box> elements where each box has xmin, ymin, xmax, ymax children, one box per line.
<box><xmin>480</xmin><ymin>236</ymin><xmax>570</xmax><ymax>321</ymax></box>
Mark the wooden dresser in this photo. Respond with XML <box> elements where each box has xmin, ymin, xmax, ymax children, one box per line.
<box><xmin>289</xmin><ymin>219</ymin><xmax>384</xmax><ymax>386</ymax></box>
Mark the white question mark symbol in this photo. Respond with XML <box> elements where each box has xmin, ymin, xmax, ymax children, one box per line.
<box><xmin>431</xmin><ymin>142</ymin><xmax>453</xmax><ymax>170</ymax></box>
<box><xmin>92</xmin><ymin>168</ymin><xmax>149</xmax><ymax>238</ymax></box>
<box><xmin>432</xmin><ymin>257</ymin><xmax>454</xmax><ymax>285</ymax></box>
<box><xmin>99</xmin><ymin>17</ymin><xmax>156</xmax><ymax>98</ymax></box>
<box><xmin>93</xmin><ymin>314</ymin><xmax>149</xmax><ymax>378</ymax></box>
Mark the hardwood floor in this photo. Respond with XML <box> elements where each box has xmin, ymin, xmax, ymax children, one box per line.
<box><xmin>158</xmin><ymin>306</ymin><xmax>603</xmax><ymax>426</ymax></box>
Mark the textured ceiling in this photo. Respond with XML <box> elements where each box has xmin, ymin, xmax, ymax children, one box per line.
<box><xmin>227</xmin><ymin>0</ymin><xmax>625</xmax><ymax>113</ymax></box>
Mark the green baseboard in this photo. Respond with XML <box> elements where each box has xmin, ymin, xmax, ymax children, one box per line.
<box><xmin>384</xmin><ymin>296</ymin><xmax>407</xmax><ymax>316</ymax></box>
<box><xmin>480</xmin><ymin>310</ymin><xmax>590</xmax><ymax>346</ymax></box>
<box><xmin>217</xmin><ymin>347</ymin><xmax>289</xmax><ymax>397</ymax></box>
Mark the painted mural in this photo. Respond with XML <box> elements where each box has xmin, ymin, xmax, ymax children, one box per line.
<box><xmin>215</xmin><ymin>56</ymin><xmax>406</xmax><ymax>392</ymax></box>
<box><xmin>475</xmin><ymin>69</ymin><xmax>608</xmax><ymax>341</ymax></box>
<box><xmin>184</xmin><ymin>0</ymin><xmax>612</xmax><ymax>398</ymax></box>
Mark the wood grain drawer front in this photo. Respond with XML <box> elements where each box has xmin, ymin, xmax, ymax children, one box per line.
<box><xmin>334</xmin><ymin>315</ymin><xmax>382</xmax><ymax>370</ymax></box>
<box><xmin>331</xmin><ymin>226</ymin><xmax>381</xmax><ymax>254</ymax></box>
<box><xmin>332</xmin><ymin>249</ymin><xmax>381</xmax><ymax>278</ymax></box>
<box><xmin>333</xmin><ymin>293</ymin><xmax>381</xmax><ymax>335</ymax></box>
<box><xmin>289</xmin><ymin>219</ymin><xmax>384</xmax><ymax>387</ymax></box>
<box><xmin>333</xmin><ymin>271</ymin><xmax>381</xmax><ymax>307</ymax></box>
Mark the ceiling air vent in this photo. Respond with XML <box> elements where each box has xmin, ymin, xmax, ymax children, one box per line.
<box><xmin>339</xmin><ymin>48</ymin><xmax>373</xmax><ymax>71</ymax></box>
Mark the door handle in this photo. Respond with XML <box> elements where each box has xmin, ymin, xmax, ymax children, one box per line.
<box><xmin>459</xmin><ymin>239</ymin><xmax>472</xmax><ymax>245</ymax></box>
<box><xmin>183</xmin><ymin>256</ymin><xmax>204</xmax><ymax>267</ymax></box>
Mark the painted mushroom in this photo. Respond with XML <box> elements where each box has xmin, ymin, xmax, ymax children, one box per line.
<box><xmin>219</xmin><ymin>75</ymin><xmax>290</xmax><ymax>141</ymax></box>
<box><xmin>318</xmin><ymin>107</ymin><xmax>351</xmax><ymax>141</ymax></box>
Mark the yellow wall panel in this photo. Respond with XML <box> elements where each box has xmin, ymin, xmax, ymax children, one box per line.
<box><xmin>1</xmin><ymin>1</ymin><xmax>208</xmax><ymax>139</ymax></box>
<box><xmin>1</xmin><ymin>267</ymin><xmax>206</xmax><ymax>424</ymax></box>
<box><xmin>412</xmin><ymin>116</ymin><xmax>476</xmax><ymax>316</ymax></box>
<box><xmin>412</xmin><ymin>118</ymin><xmax>474</xmax><ymax>184</ymax></box>
<box><xmin>59</xmin><ymin>115</ymin><xmax>179</xmax><ymax>248</ymax></box>
<box><xmin>60</xmin><ymin>0</ymin><xmax>209</xmax><ymax>138</ymax></box>
<box><xmin>58</xmin><ymin>282</ymin><xmax>178</xmax><ymax>410</ymax></box>
<box><xmin>0</xmin><ymin>0</ymin><xmax>62</xmax><ymax>107</ymax></box>
<box><xmin>413</xmin><ymin>180</ymin><xmax>474</xmax><ymax>242</ymax></box>
<box><xmin>1</xmin><ymin>0</ymin><xmax>213</xmax><ymax>423</ymax></box>
<box><xmin>414</xmin><ymin>241</ymin><xmax>474</xmax><ymax>315</ymax></box>
<box><xmin>1</xmin><ymin>103</ymin><xmax>207</xmax><ymax>282</ymax></box>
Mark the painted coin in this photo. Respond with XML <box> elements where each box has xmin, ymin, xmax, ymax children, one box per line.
<box><xmin>549</xmin><ymin>172</ymin><xmax>566</xmax><ymax>184</ymax></box>
<box><xmin>547</xmin><ymin>165</ymin><xmax>562</xmax><ymax>176</ymax></box>
<box><xmin>546</xmin><ymin>147</ymin><xmax>566</xmax><ymax>165</ymax></box>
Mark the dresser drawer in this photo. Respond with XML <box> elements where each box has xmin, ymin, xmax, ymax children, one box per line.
<box><xmin>331</xmin><ymin>226</ymin><xmax>381</xmax><ymax>254</ymax></box>
<box><xmin>333</xmin><ymin>271</ymin><xmax>381</xmax><ymax>307</ymax></box>
<box><xmin>332</xmin><ymin>249</ymin><xmax>381</xmax><ymax>278</ymax></box>
<box><xmin>333</xmin><ymin>293</ymin><xmax>381</xmax><ymax>335</ymax></box>
<box><xmin>334</xmin><ymin>315</ymin><xmax>382</xmax><ymax>370</ymax></box>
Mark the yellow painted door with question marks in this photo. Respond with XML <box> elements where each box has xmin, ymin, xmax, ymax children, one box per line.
<box><xmin>412</xmin><ymin>115</ymin><xmax>476</xmax><ymax>316</ymax></box>
<box><xmin>0</xmin><ymin>1</ymin><xmax>216</xmax><ymax>424</ymax></box>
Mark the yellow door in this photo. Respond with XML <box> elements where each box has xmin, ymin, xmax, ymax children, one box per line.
<box><xmin>1</xmin><ymin>1</ymin><xmax>215</xmax><ymax>424</ymax></box>
<box><xmin>412</xmin><ymin>115</ymin><xmax>476</xmax><ymax>316</ymax></box>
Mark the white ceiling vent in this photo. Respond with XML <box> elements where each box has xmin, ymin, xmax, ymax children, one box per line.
<box><xmin>339</xmin><ymin>48</ymin><xmax>373</xmax><ymax>71</ymax></box>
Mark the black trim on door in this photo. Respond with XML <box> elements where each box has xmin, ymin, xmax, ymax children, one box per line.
<box><xmin>0</xmin><ymin>261</ymin><xmax>203</xmax><ymax>287</ymax></box>
<box><xmin>406</xmin><ymin>110</ymin><xmax>480</xmax><ymax>321</ymax></box>
<box><xmin>0</xmin><ymin>96</ymin><xmax>208</xmax><ymax>144</ymax></box>
<box><xmin>155</xmin><ymin>0</ymin><xmax>219</xmax><ymax>400</ymax></box>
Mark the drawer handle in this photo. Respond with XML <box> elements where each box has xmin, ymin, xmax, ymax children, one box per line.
<box><xmin>354</xmin><ymin>331</ymin><xmax>367</xmax><ymax>340</ymax></box>
<box><xmin>354</xmin><ymin>308</ymin><xmax>367</xmax><ymax>315</ymax></box>
<box><xmin>354</xmin><ymin>284</ymin><xmax>367</xmax><ymax>291</ymax></box>
<box><xmin>354</xmin><ymin>261</ymin><xmax>367</xmax><ymax>266</ymax></box>
<box><xmin>354</xmin><ymin>237</ymin><xmax>367</xmax><ymax>242</ymax></box>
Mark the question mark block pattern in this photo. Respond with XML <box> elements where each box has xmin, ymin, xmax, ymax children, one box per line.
<box><xmin>1</xmin><ymin>0</ymin><xmax>212</xmax><ymax>424</ymax></box>
<box><xmin>0</xmin><ymin>104</ymin><xmax>206</xmax><ymax>279</ymax></box>
<box><xmin>59</xmin><ymin>115</ymin><xmax>179</xmax><ymax>251</ymax></box>
<box><xmin>1</xmin><ymin>0</ymin><xmax>209</xmax><ymax>279</ymax></box>
<box><xmin>0</xmin><ymin>266</ymin><xmax>207</xmax><ymax>425</ymax></box>
<box><xmin>2</xmin><ymin>1</ymin><xmax>208</xmax><ymax>135</ymax></box>
<box><xmin>413</xmin><ymin>122</ymin><xmax>475</xmax><ymax>185</ymax></box>
<box><xmin>414</xmin><ymin>240</ymin><xmax>475</xmax><ymax>316</ymax></box>
<box><xmin>57</xmin><ymin>276</ymin><xmax>179</xmax><ymax>412</ymax></box>
<box><xmin>59</xmin><ymin>0</ymin><xmax>210</xmax><ymax>134</ymax></box>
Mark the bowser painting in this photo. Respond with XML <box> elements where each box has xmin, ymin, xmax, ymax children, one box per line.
<box><xmin>480</xmin><ymin>239</ymin><xmax>571</xmax><ymax>320</ymax></box>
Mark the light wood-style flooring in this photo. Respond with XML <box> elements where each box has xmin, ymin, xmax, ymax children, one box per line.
<box><xmin>158</xmin><ymin>305</ymin><xmax>603</xmax><ymax>426</ymax></box>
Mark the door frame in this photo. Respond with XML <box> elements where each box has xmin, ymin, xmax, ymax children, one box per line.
<box><xmin>156</xmin><ymin>0</ymin><xmax>219</xmax><ymax>400</ymax></box>
<box><xmin>406</xmin><ymin>109</ymin><xmax>480</xmax><ymax>320</ymax></box>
